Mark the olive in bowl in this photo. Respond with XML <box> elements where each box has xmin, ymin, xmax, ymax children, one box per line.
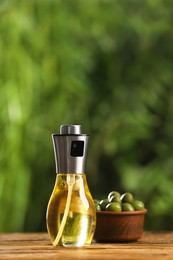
<box><xmin>94</xmin><ymin>191</ymin><xmax>147</xmax><ymax>242</ymax></box>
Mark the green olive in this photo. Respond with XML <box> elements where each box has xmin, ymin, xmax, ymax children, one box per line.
<box><xmin>109</xmin><ymin>195</ymin><xmax>121</xmax><ymax>203</ymax></box>
<box><xmin>121</xmin><ymin>192</ymin><xmax>134</xmax><ymax>204</ymax></box>
<box><xmin>122</xmin><ymin>203</ymin><xmax>134</xmax><ymax>212</ymax></box>
<box><xmin>99</xmin><ymin>199</ymin><xmax>109</xmax><ymax>211</ymax></box>
<box><xmin>94</xmin><ymin>199</ymin><xmax>101</xmax><ymax>211</ymax></box>
<box><xmin>133</xmin><ymin>200</ymin><xmax>145</xmax><ymax>211</ymax></box>
<box><xmin>108</xmin><ymin>191</ymin><xmax>121</xmax><ymax>201</ymax></box>
<box><xmin>95</xmin><ymin>204</ymin><xmax>102</xmax><ymax>211</ymax></box>
<box><xmin>94</xmin><ymin>199</ymin><xmax>100</xmax><ymax>205</ymax></box>
<box><xmin>106</xmin><ymin>202</ymin><xmax>122</xmax><ymax>212</ymax></box>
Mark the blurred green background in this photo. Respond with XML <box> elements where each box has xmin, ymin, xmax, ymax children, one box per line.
<box><xmin>1</xmin><ymin>0</ymin><xmax>173</xmax><ymax>233</ymax></box>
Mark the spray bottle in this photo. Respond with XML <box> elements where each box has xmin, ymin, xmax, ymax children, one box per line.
<box><xmin>46</xmin><ymin>125</ymin><xmax>96</xmax><ymax>247</ymax></box>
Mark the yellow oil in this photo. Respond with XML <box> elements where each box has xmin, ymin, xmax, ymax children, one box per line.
<box><xmin>46</xmin><ymin>173</ymin><xmax>96</xmax><ymax>247</ymax></box>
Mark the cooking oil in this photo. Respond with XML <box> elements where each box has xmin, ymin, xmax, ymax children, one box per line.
<box><xmin>46</xmin><ymin>173</ymin><xmax>96</xmax><ymax>247</ymax></box>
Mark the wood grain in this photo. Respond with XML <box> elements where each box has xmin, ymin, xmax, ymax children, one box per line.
<box><xmin>0</xmin><ymin>232</ymin><xmax>173</xmax><ymax>259</ymax></box>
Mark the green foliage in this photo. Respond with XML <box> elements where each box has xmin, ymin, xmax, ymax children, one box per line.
<box><xmin>0</xmin><ymin>0</ymin><xmax>173</xmax><ymax>231</ymax></box>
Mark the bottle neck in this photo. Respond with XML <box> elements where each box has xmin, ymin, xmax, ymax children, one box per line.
<box><xmin>52</xmin><ymin>135</ymin><xmax>89</xmax><ymax>174</ymax></box>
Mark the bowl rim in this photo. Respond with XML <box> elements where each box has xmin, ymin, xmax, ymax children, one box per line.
<box><xmin>96</xmin><ymin>208</ymin><xmax>147</xmax><ymax>216</ymax></box>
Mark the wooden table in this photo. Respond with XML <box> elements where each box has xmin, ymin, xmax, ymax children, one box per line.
<box><xmin>0</xmin><ymin>232</ymin><xmax>173</xmax><ymax>259</ymax></box>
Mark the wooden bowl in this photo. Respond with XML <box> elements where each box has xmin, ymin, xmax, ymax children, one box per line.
<box><xmin>94</xmin><ymin>209</ymin><xmax>147</xmax><ymax>242</ymax></box>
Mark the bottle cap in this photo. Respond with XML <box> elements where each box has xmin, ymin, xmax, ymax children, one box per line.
<box><xmin>60</xmin><ymin>125</ymin><xmax>81</xmax><ymax>135</ymax></box>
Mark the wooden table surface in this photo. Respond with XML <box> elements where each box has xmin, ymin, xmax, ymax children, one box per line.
<box><xmin>0</xmin><ymin>232</ymin><xmax>173</xmax><ymax>259</ymax></box>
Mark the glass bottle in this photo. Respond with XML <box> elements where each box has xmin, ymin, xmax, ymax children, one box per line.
<box><xmin>46</xmin><ymin>125</ymin><xmax>96</xmax><ymax>247</ymax></box>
